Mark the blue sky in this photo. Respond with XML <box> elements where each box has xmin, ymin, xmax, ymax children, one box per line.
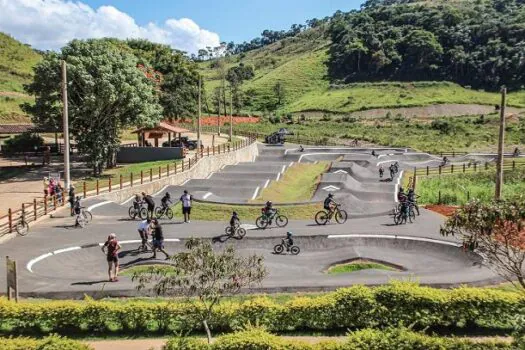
<box><xmin>82</xmin><ymin>0</ymin><xmax>362</xmax><ymax>43</ymax></box>
<box><xmin>0</xmin><ymin>0</ymin><xmax>362</xmax><ymax>53</ymax></box>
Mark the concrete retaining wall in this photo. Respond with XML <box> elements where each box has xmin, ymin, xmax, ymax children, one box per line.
<box><xmin>93</xmin><ymin>142</ymin><xmax>259</xmax><ymax>203</ymax></box>
<box><xmin>117</xmin><ymin>147</ymin><xmax>183</xmax><ymax>163</ymax></box>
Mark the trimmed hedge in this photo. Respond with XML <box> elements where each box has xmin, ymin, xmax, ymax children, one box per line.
<box><xmin>0</xmin><ymin>335</ymin><xmax>92</xmax><ymax>350</ymax></box>
<box><xmin>163</xmin><ymin>328</ymin><xmax>515</xmax><ymax>350</ymax></box>
<box><xmin>0</xmin><ymin>283</ymin><xmax>522</xmax><ymax>335</ymax></box>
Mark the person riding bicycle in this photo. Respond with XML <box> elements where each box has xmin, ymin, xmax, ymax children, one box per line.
<box><xmin>74</xmin><ymin>196</ymin><xmax>82</xmax><ymax>227</ymax></box>
<box><xmin>393</xmin><ymin>162</ymin><xmax>399</xmax><ymax>173</ymax></box>
<box><xmin>299</xmin><ymin>145</ymin><xmax>304</xmax><ymax>152</ymax></box>
<box><xmin>389</xmin><ymin>164</ymin><xmax>396</xmax><ymax>180</ymax></box>
<box><xmin>513</xmin><ymin>147</ymin><xmax>521</xmax><ymax>158</ymax></box>
<box><xmin>324</xmin><ymin>193</ymin><xmax>337</xmax><ymax>220</ymax></box>
<box><xmin>441</xmin><ymin>156</ymin><xmax>448</xmax><ymax>167</ymax></box>
<box><xmin>284</xmin><ymin>231</ymin><xmax>294</xmax><ymax>251</ymax></box>
<box><xmin>229</xmin><ymin>211</ymin><xmax>240</xmax><ymax>234</ymax></box>
<box><xmin>142</xmin><ymin>192</ymin><xmax>155</xmax><ymax>219</ymax></box>
<box><xmin>264</xmin><ymin>201</ymin><xmax>275</xmax><ymax>217</ymax></box>
<box><xmin>133</xmin><ymin>194</ymin><xmax>143</xmax><ymax>211</ymax></box>
<box><xmin>137</xmin><ymin>218</ymin><xmax>152</xmax><ymax>251</ymax></box>
<box><xmin>397</xmin><ymin>187</ymin><xmax>407</xmax><ymax>203</ymax></box>
<box><xmin>161</xmin><ymin>192</ymin><xmax>172</xmax><ymax>209</ymax></box>
<box><xmin>407</xmin><ymin>188</ymin><xmax>420</xmax><ymax>216</ymax></box>
<box><xmin>371</xmin><ymin>150</ymin><xmax>376</xmax><ymax>157</ymax></box>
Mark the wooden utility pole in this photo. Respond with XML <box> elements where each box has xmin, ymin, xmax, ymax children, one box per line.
<box><xmin>217</xmin><ymin>88</ymin><xmax>221</xmax><ymax>136</ymax></box>
<box><xmin>61</xmin><ymin>60</ymin><xmax>71</xmax><ymax>191</ymax></box>
<box><xmin>197</xmin><ymin>76</ymin><xmax>202</xmax><ymax>153</ymax></box>
<box><xmin>229</xmin><ymin>86</ymin><xmax>233</xmax><ymax>142</ymax></box>
<box><xmin>495</xmin><ymin>86</ymin><xmax>506</xmax><ymax>200</ymax></box>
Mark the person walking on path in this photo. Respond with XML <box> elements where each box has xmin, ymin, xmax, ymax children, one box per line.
<box><xmin>137</xmin><ymin>218</ymin><xmax>152</xmax><ymax>252</ymax></box>
<box><xmin>68</xmin><ymin>186</ymin><xmax>75</xmax><ymax>216</ymax></box>
<box><xmin>101</xmin><ymin>233</ymin><xmax>121</xmax><ymax>282</ymax></box>
<box><xmin>142</xmin><ymin>192</ymin><xmax>155</xmax><ymax>219</ymax></box>
<box><xmin>151</xmin><ymin>219</ymin><xmax>170</xmax><ymax>259</ymax></box>
<box><xmin>180</xmin><ymin>190</ymin><xmax>193</xmax><ymax>223</ymax></box>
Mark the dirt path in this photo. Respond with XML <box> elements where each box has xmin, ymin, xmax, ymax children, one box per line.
<box><xmin>0</xmin><ymin>91</ymin><xmax>30</xmax><ymax>98</ymax></box>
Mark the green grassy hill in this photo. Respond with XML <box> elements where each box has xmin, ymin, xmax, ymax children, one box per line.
<box><xmin>0</xmin><ymin>33</ymin><xmax>41</xmax><ymax>123</ymax></box>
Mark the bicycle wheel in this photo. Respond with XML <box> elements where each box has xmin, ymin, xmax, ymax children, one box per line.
<box><xmin>275</xmin><ymin>215</ymin><xmax>288</xmax><ymax>228</ymax></box>
<box><xmin>83</xmin><ymin>210</ymin><xmax>93</xmax><ymax>223</ymax></box>
<box><xmin>235</xmin><ymin>228</ymin><xmax>247</xmax><ymax>240</ymax></box>
<box><xmin>16</xmin><ymin>221</ymin><xmax>29</xmax><ymax>236</ymax></box>
<box><xmin>409</xmin><ymin>208</ymin><xmax>416</xmax><ymax>222</ymax></box>
<box><xmin>256</xmin><ymin>216</ymin><xmax>269</xmax><ymax>229</ymax></box>
<box><xmin>154</xmin><ymin>207</ymin><xmax>163</xmax><ymax>219</ymax></box>
<box><xmin>128</xmin><ymin>206</ymin><xmax>137</xmax><ymax>220</ymax></box>
<box><xmin>394</xmin><ymin>213</ymin><xmax>401</xmax><ymax>225</ymax></box>
<box><xmin>290</xmin><ymin>246</ymin><xmax>300</xmax><ymax>255</ymax></box>
<box><xmin>315</xmin><ymin>211</ymin><xmax>329</xmax><ymax>225</ymax></box>
<box><xmin>139</xmin><ymin>207</ymin><xmax>148</xmax><ymax>220</ymax></box>
<box><xmin>273</xmin><ymin>244</ymin><xmax>284</xmax><ymax>254</ymax></box>
<box><xmin>77</xmin><ymin>216</ymin><xmax>86</xmax><ymax>228</ymax></box>
<box><xmin>166</xmin><ymin>208</ymin><xmax>174</xmax><ymax>220</ymax></box>
<box><xmin>335</xmin><ymin>210</ymin><xmax>348</xmax><ymax>224</ymax></box>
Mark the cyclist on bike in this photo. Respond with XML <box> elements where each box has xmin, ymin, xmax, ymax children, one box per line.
<box><xmin>73</xmin><ymin>196</ymin><xmax>82</xmax><ymax>227</ymax></box>
<box><xmin>389</xmin><ymin>164</ymin><xmax>396</xmax><ymax>180</ymax></box>
<box><xmin>161</xmin><ymin>192</ymin><xmax>172</xmax><ymax>209</ymax></box>
<box><xmin>324</xmin><ymin>193</ymin><xmax>337</xmax><ymax>221</ymax></box>
<box><xmin>284</xmin><ymin>232</ymin><xmax>294</xmax><ymax>251</ymax></box>
<box><xmin>407</xmin><ymin>188</ymin><xmax>420</xmax><ymax>216</ymax></box>
<box><xmin>229</xmin><ymin>211</ymin><xmax>240</xmax><ymax>234</ymax></box>
<box><xmin>137</xmin><ymin>218</ymin><xmax>152</xmax><ymax>251</ymax></box>
<box><xmin>133</xmin><ymin>194</ymin><xmax>143</xmax><ymax>211</ymax></box>
<box><xmin>397</xmin><ymin>187</ymin><xmax>407</xmax><ymax>203</ymax></box>
<box><xmin>393</xmin><ymin>162</ymin><xmax>399</xmax><ymax>173</ymax></box>
<box><xmin>299</xmin><ymin>145</ymin><xmax>304</xmax><ymax>152</ymax></box>
<box><xmin>142</xmin><ymin>192</ymin><xmax>155</xmax><ymax>219</ymax></box>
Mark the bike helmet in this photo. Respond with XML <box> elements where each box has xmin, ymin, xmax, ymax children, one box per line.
<box><xmin>408</xmin><ymin>188</ymin><xmax>414</xmax><ymax>193</ymax></box>
<box><xmin>165</xmin><ymin>192</ymin><xmax>171</xmax><ymax>198</ymax></box>
<box><xmin>266</xmin><ymin>201</ymin><xmax>272</xmax><ymax>206</ymax></box>
<box><xmin>328</xmin><ymin>193</ymin><xmax>334</xmax><ymax>198</ymax></box>
<box><xmin>184</xmin><ymin>190</ymin><xmax>188</xmax><ymax>194</ymax></box>
<box><xmin>398</xmin><ymin>187</ymin><xmax>404</xmax><ymax>193</ymax></box>
<box><xmin>286</xmin><ymin>231</ymin><xmax>293</xmax><ymax>237</ymax></box>
<box><xmin>232</xmin><ymin>211</ymin><xmax>238</xmax><ymax>216</ymax></box>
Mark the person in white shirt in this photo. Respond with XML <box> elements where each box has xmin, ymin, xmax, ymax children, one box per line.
<box><xmin>180</xmin><ymin>190</ymin><xmax>193</xmax><ymax>223</ymax></box>
<box><xmin>137</xmin><ymin>218</ymin><xmax>152</xmax><ymax>251</ymax></box>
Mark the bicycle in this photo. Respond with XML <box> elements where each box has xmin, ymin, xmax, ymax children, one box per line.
<box><xmin>315</xmin><ymin>204</ymin><xmax>348</xmax><ymax>225</ymax></box>
<box><xmin>15</xmin><ymin>209</ymin><xmax>29</xmax><ymax>236</ymax></box>
<box><xmin>75</xmin><ymin>207</ymin><xmax>92</xmax><ymax>228</ymax></box>
<box><xmin>155</xmin><ymin>205</ymin><xmax>174</xmax><ymax>220</ymax></box>
<box><xmin>128</xmin><ymin>203</ymin><xmax>147</xmax><ymax>220</ymax></box>
<box><xmin>224</xmin><ymin>225</ymin><xmax>247</xmax><ymax>240</ymax></box>
<box><xmin>393</xmin><ymin>205</ymin><xmax>413</xmax><ymax>225</ymax></box>
<box><xmin>274</xmin><ymin>239</ymin><xmax>300</xmax><ymax>255</ymax></box>
<box><xmin>256</xmin><ymin>209</ymin><xmax>288</xmax><ymax>229</ymax></box>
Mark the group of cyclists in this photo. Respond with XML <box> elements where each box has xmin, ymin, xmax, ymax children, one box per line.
<box><xmin>378</xmin><ymin>162</ymin><xmax>400</xmax><ymax>180</ymax></box>
<box><xmin>395</xmin><ymin>187</ymin><xmax>420</xmax><ymax>224</ymax></box>
<box><xmin>132</xmin><ymin>190</ymin><xmax>193</xmax><ymax>222</ymax></box>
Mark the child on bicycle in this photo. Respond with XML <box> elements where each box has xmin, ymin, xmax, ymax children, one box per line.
<box><xmin>133</xmin><ymin>194</ymin><xmax>143</xmax><ymax>211</ymax></box>
<box><xmin>323</xmin><ymin>193</ymin><xmax>336</xmax><ymax>220</ymax></box>
<box><xmin>264</xmin><ymin>201</ymin><xmax>275</xmax><ymax>217</ymax></box>
<box><xmin>284</xmin><ymin>232</ymin><xmax>294</xmax><ymax>251</ymax></box>
<box><xmin>161</xmin><ymin>192</ymin><xmax>172</xmax><ymax>209</ymax></box>
<box><xmin>229</xmin><ymin>211</ymin><xmax>240</xmax><ymax>234</ymax></box>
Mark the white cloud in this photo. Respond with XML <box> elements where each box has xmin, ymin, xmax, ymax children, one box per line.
<box><xmin>0</xmin><ymin>0</ymin><xmax>221</xmax><ymax>53</ymax></box>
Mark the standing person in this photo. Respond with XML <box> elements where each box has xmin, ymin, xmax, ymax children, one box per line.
<box><xmin>43</xmin><ymin>177</ymin><xmax>49</xmax><ymax>196</ymax></box>
<box><xmin>389</xmin><ymin>164</ymin><xmax>395</xmax><ymax>180</ymax></box>
<box><xmin>379</xmin><ymin>166</ymin><xmax>384</xmax><ymax>179</ymax></box>
<box><xmin>180</xmin><ymin>190</ymin><xmax>193</xmax><ymax>223</ymax></box>
<box><xmin>68</xmin><ymin>186</ymin><xmax>75</xmax><ymax>216</ymax></box>
<box><xmin>151</xmin><ymin>219</ymin><xmax>170</xmax><ymax>259</ymax></box>
<box><xmin>101</xmin><ymin>233</ymin><xmax>121</xmax><ymax>282</ymax></box>
<box><xmin>55</xmin><ymin>183</ymin><xmax>63</xmax><ymax>205</ymax></box>
<box><xmin>142</xmin><ymin>192</ymin><xmax>155</xmax><ymax>219</ymax></box>
<box><xmin>137</xmin><ymin>218</ymin><xmax>152</xmax><ymax>252</ymax></box>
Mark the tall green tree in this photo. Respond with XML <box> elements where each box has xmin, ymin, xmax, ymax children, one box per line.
<box><xmin>23</xmin><ymin>39</ymin><xmax>162</xmax><ymax>175</ymax></box>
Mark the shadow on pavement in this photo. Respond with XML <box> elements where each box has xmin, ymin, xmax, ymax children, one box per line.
<box><xmin>71</xmin><ymin>280</ymin><xmax>109</xmax><ymax>286</ymax></box>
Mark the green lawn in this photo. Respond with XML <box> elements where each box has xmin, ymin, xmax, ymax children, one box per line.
<box><xmin>327</xmin><ymin>261</ymin><xmax>397</xmax><ymax>275</ymax></box>
<box><xmin>171</xmin><ymin>201</ymin><xmax>322</xmax><ymax>222</ymax></box>
<box><xmin>255</xmin><ymin>162</ymin><xmax>329</xmax><ymax>203</ymax></box>
<box><xmin>120</xmin><ymin>265</ymin><xmax>176</xmax><ymax>277</ymax></box>
<box><xmin>417</xmin><ymin>167</ymin><xmax>525</xmax><ymax>205</ymax></box>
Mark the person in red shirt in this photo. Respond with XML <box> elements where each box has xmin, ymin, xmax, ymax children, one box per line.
<box><xmin>101</xmin><ymin>233</ymin><xmax>121</xmax><ymax>282</ymax></box>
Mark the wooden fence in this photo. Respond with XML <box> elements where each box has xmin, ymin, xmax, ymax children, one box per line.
<box><xmin>0</xmin><ymin>134</ymin><xmax>256</xmax><ymax>236</ymax></box>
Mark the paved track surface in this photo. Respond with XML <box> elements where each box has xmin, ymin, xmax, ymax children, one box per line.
<box><xmin>0</xmin><ymin>145</ymin><xmax>503</xmax><ymax>298</ymax></box>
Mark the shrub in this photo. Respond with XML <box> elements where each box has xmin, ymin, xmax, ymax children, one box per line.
<box><xmin>0</xmin><ymin>283</ymin><xmax>522</xmax><ymax>336</ymax></box>
<box><xmin>2</xmin><ymin>133</ymin><xmax>44</xmax><ymax>155</ymax></box>
<box><xmin>163</xmin><ymin>328</ymin><xmax>514</xmax><ymax>350</ymax></box>
<box><xmin>0</xmin><ymin>335</ymin><xmax>92</xmax><ymax>350</ymax></box>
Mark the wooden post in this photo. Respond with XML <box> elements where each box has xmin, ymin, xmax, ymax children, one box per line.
<box><xmin>438</xmin><ymin>190</ymin><xmax>442</xmax><ymax>204</ymax></box>
<box><xmin>213</xmin><ymin>145</ymin><xmax>215</xmax><ymax>155</ymax></box>
<box><xmin>463</xmin><ymin>164</ymin><xmax>466</xmax><ymax>173</ymax></box>
<box><xmin>150</xmin><ymin>168</ymin><xmax>153</xmax><ymax>182</ymax></box>
<box><xmin>228</xmin><ymin>144</ymin><xmax>231</xmax><ymax>152</ymax></box>
<box><xmin>189</xmin><ymin>158</ymin><xmax>192</xmax><ymax>169</ymax></box>
<box><xmin>182</xmin><ymin>160</ymin><xmax>185</xmax><ymax>172</ymax></box>
<box><xmin>513</xmin><ymin>160</ymin><xmax>515</xmax><ymax>170</ymax></box>
<box><xmin>159</xmin><ymin>166</ymin><xmax>162</xmax><ymax>179</ymax></box>
<box><xmin>141</xmin><ymin>170</ymin><xmax>144</xmax><ymax>184</ymax></box>
<box><xmin>495</xmin><ymin>87</ymin><xmax>506</xmax><ymax>200</ymax></box>
<box><xmin>120</xmin><ymin>175</ymin><xmax>123</xmax><ymax>190</ymax></box>
<box><xmin>426</xmin><ymin>166</ymin><xmax>429</xmax><ymax>176</ymax></box>
<box><xmin>131</xmin><ymin>173</ymin><xmax>134</xmax><ymax>187</ymax></box>
<box><xmin>44</xmin><ymin>196</ymin><xmax>48</xmax><ymax>215</ymax></box>
<box><xmin>53</xmin><ymin>196</ymin><xmax>57</xmax><ymax>210</ymax></box>
<box><xmin>439</xmin><ymin>166</ymin><xmax>442</xmax><ymax>175</ymax></box>
<box><xmin>96</xmin><ymin>180</ymin><xmax>99</xmax><ymax>195</ymax></box>
<box><xmin>108</xmin><ymin>177</ymin><xmax>112</xmax><ymax>192</ymax></box>
<box><xmin>451</xmin><ymin>164</ymin><xmax>454</xmax><ymax>173</ymax></box>
<box><xmin>83</xmin><ymin>182</ymin><xmax>87</xmax><ymax>198</ymax></box>
<box><xmin>412</xmin><ymin>167</ymin><xmax>417</xmax><ymax>190</ymax></box>
<box><xmin>485</xmin><ymin>162</ymin><xmax>488</xmax><ymax>170</ymax></box>
<box><xmin>174</xmin><ymin>162</ymin><xmax>177</xmax><ymax>174</ymax></box>
<box><xmin>212</xmin><ymin>134</ymin><xmax>215</xmax><ymax>148</ymax></box>
<box><xmin>8</xmin><ymin>208</ymin><xmax>12</xmax><ymax>233</ymax></box>
<box><xmin>167</xmin><ymin>164</ymin><xmax>170</xmax><ymax>176</ymax></box>
<box><xmin>474</xmin><ymin>163</ymin><xmax>477</xmax><ymax>172</ymax></box>
<box><xmin>207</xmin><ymin>146</ymin><xmax>210</xmax><ymax>156</ymax></box>
<box><xmin>34</xmin><ymin>198</ymin><xmax>37</xmax><ymax>221</ymax></box>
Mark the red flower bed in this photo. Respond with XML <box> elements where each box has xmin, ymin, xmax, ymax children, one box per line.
<box><xmin>424</xmin><ymin>204</ymin><xmax>458</xmax><ymax>217</ymax></box>
<box><xmin>177</xmin><ymin>116</ymin><xmax>260</xmax><ymax>126</ymax></box>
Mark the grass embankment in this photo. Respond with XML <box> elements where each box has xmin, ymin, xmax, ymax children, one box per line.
<box><xmin>255</xmin><ymin>162</ymin><xmax>329</xmax><ymax>203</ymax></box>
<box><xmin>172</xmin><ymin>201</ymin><xmax>321</xmax><ymax>222</ymax></box>
<box><xmin>80</xmin><ymin>159</ymin><xmax>182</xmax><ymax>192</ymax></box>
<box><xmin>234</xmin><ymin>113</ymin><xmax>525</xmax><ymax>153</ymax></box>
<box><xmin>0</xmin><ymin>33</ymin><xmax>42</xmax><ymax>123</ymax></box>
<box><xmin>417</xmin><ymin>167</ymin><xmax>525</xmax><ymax>205</ymax></box>
<box><xmin>327</xmin><ymin>260</ymin><xmax>397</xmax><ymax>275</ymax></box>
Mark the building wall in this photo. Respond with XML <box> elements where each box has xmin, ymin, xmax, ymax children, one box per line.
<box><xmin>116</xmin><ymin>147</ymin><xmax>183</xmax><ymax>163</ymax></box>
